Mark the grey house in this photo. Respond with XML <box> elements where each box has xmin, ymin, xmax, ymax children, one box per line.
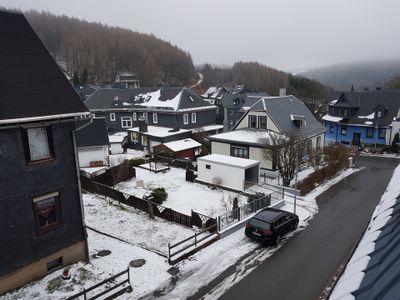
<box><xmin>0</xmin><ymin>10</ymin><xmax>90</xmax><ymax>294</ymax></box>
<box><xmin>85</xmin><ymin>87</ymin><xmax>218</xmax><ymax>133</ymax></box>
<box><xmin>210</xmin><ymin>95</ymin><xmax>326</xmax><ymax>174</ymax></box>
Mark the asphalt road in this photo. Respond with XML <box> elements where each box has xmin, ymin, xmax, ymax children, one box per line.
<box><xmin>210</xmin><ymin>156</ymin><xmax>398</xmax><ymax>300</ymax></box>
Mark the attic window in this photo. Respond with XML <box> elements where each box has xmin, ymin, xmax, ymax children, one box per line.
<box><xmin>189</xmin><ymin>96</ymin><xmax>195</xmax><ymax>102</ymax></box>
<box><xmin>291</xmin><ymin>114</ymin><xmax>306</xmax><ymax>128</ymax></box>
<box><xmin>376</xmin><ymin>111</ymin><xmax>383</xmax><ymax>118</ymax></box>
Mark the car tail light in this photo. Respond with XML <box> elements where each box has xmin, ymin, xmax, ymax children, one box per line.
<box><xmin>262</xmin><ymin>229</ymin><xmax>273</xmax><ymax>235</ymax></box>
<box><xmin>245</xmin><ymin>223</ymin><xmax>252</xmax><ymax>229</ymax></box>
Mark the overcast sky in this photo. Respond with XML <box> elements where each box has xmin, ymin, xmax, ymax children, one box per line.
<box><xmin>1</xmin><ymin>0</ymin><xmax>400</xmax><ymax>71</ymax></box>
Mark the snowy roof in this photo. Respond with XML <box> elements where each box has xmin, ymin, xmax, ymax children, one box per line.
<box><xmin>160</xmin><ymin>138</ymin><xmax>201</xmax><ymax>152</ymax></box>
<box><xmin>330</xmin><ymin>164</ymin><xmax>400</xmax><ymax>300</ymax></box>
<box><xmin>128</xmin><ymin>126</ymin><xmax>191</xmax><ymax>138</ymax></box>
<box><xmin>357</xmin><ymin>112</ymin><xmax>375</xmax><ymax>120</ymax></box>
<box><xmin>201</xmin><ymin>86</ymin><xmax>226</xmax><ymax>99</ymax></box>
<box><xmin>237</xmin><ymin>95</ymin><xmax>326</xmax><ymax>137</ymax></box>
<box><xmin>108</xmin><ymin>135</ymin><xmax>125</xmax><ymax>143</ymax></box>
<box><xmin>209</xmin><ymin>129</ymin><xmax>278</xmax><ymax>147</ymax></box>
<box><xmin>86</xmin><ymin>87</ymin><xmax>215</xmax><ymax>112</ymax></box>
<box><xmin>192</xmin><ymin>124</ymin><xmax>224</xmax><ymax>133</ymax></box>
<box><xmin>322</xmin><ymin>114</ymin><xmax>344</xmax><ymax>122</ymax></box>
<box><xmin>198</xmin><ymin>154</ymin><xmax>259</xmax><ymax>168</ymax></box>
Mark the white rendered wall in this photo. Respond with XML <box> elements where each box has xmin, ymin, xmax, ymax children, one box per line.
<box><xmin>109</xmin><ymin>143</ymin><xmax>124</xmax><ymax>155</ymax></box>
<box><xmin>211</xmin><ymin>141</ymin><xmax>230</xmax><ymax>156</ymax></box>
<box><xmin>78</xmin><ymin>146</ymin><xmax>109</xmax><ymax>167</ymax></box>
<box><xmin>197</xmin><ymin>160</ymin><xmax>245</xmax><ymax>191</ymax></box>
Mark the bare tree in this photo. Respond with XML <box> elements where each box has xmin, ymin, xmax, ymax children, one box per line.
<box><xmin>262</xmin><ymin>134</ymin><xmax>307</xmax><ymax>187</ymax></box>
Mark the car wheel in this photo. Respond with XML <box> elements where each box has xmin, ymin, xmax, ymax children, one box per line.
<box><xmin>274</xmin><ymin>235</ymin><xmax>281</xmax><ymax>246</ymax></box>
<box><xmin>292</xmin><ymin>221</ymin><xmax>299</xmax><ymax>231</ymax></box>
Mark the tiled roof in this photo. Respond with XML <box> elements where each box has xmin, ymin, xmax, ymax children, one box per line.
<box><xmin>330</xmin><ymin>164</ymin><xmax>400</xmax><ymax>300</ymax></box>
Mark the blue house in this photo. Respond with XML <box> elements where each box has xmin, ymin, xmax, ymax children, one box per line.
<box><xmin>323</xmin><ymin>90</ymin><xmax>400</xmax><ymax>146</ymax></box>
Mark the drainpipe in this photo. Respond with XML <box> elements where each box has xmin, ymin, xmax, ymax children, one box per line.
<box><xmin>72</xmin><ymin>114</ymin><xmax>93</xmax><ymax>262</ymax></box>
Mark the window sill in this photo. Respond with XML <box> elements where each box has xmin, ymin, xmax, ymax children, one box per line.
<box><xmin>37</xmin><ymin>223</ymin><xmax>63</xmax><ymax>235</ymax></box>
<box><xmin>28</xmin><ymin>157</ymin><xmax>55</xmax><ymax>166</ymax></box>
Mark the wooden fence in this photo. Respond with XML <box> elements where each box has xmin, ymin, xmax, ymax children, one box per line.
<box><xmin>65</xmin><ymin>267</ymin><xmax>131</xmax><ymax>300</ymax></box>
<box><xmin>80</xmin><ymin>163</ymin><xmax>136</xmax><ymax>186</ymax></box>
<box><xmin>80</xmin><ymin>176</ymin><xmax>214</xmax><ymax>229</ymax></box>
<box><xmin>168</xmin><ymin>224</ymin><xmax>219</xmax><ymax>265</ymax></box>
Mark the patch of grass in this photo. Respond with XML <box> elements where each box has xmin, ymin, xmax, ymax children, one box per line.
<box><xmin>46</xmin><ymin>276</ymin><xmax>64</xmax><ymax>293</ymax></box>
<box><xmin>77</xmin><ymin>267</ymin><xmax>96</xmax><ymax>282</ymax></box>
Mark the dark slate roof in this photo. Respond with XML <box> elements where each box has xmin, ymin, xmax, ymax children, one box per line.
<box><xmin>237</xmin><ymin>95</ymin><xmax>326</xmax><ymax>137</ymax></box>
<box><xmin>85</xmin><ymin>88</ymin><xmax>157</xmax><ymax>110</ymax></box>
<box><xmin>329</xmin><ymin>91</ymin><xmax>400</xmax><ymax>126</ymax></box>
<box><xmin>75</xmin><ymin>118</ymin><xmax>109</xmax><ymax>147</ymax></box>
<box><xmin>85</xmin><ymin>87</ymin><xmax>215</xmax><ymax>112</ymax></box>
<box><xmin>0</xmin><ymin>10</ymin><xmax>89</xmax><ymax>124</ymax></box>
<box><xmin>221</xmin><ymin>92</ymin><xmax>269</xmax><ymax>108</ymax></box>
<box><xmin>330</xmin><ymin>166</ymin><xmax>400</xmax><ymax>300</ymax></box>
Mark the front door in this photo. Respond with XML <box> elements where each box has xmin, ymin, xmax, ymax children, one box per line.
<box><xmin>353</xmin><ymin>132</ymin><xmax>361</xmax><ymax>145</ymax></box>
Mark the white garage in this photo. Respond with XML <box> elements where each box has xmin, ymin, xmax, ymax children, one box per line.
<box><xmin>197</xmin><ymin>154</ymin><xmax>260</xmax><ymax>191</ymax></box>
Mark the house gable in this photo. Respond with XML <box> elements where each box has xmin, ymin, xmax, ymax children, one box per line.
<box><xmin>0</xmin><ymin>10</ymin><xmax>89</xmax><ymax>124</ymax></box>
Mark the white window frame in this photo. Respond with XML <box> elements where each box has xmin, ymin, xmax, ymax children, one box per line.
<box><xmin>133</xmin><ymin>112</ymin><xmax>137</xmax><ymax>121</ymax></box>
<box><xmin>121</xmin><ymin>117</ymin><xmax>132</xmax><ymax>128</ymax></box>
<box><xmin>183</xmin><ymin>114</ymin><xmax>189</xmax><ymax>125</ymax></box>
<box><xmin>153</xmin><ymin>113</ymin><xmax>158</xmax><ymax>124</ymax></box>
<box><xmin>131</xmin><ymin>132</ymin><xmax>139</xmax><ymax>142</ymax></box>
<box><xmin>191</xmin><ymin>112</ymin><xmax>197</xmax><ymax>124</ymax></box>
<box><xmin>26</xmin><ymin>126</ymin><xmax>51</xmax><ymax>162</ymax></box>
<box><xmin>110</xmin><ymin>113</ymin><xmax>116</xmax><ymax>121</ymax></box>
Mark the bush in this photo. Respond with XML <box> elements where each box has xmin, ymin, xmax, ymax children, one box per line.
<box><xmin>128</xmin><ymin>158</ymin><xmax>145</xmax><ymax>166</ymax></box>
<box><xmin>150</xmin><ymin>187</ymin><xmax>168</xmax><ymax>204</ymax></box>
<box><xmin>298</xmin><ymin>162</ymin><xmax>343</xmax><ymax>196</ymax></box>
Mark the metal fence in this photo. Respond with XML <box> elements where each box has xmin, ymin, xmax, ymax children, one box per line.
<box><xmin>244</xmin><ymin>181</ymin><xmax>299</xmax><ymax>203</ymax></box>
<box><xmin>216</xmin><ymin>194</ymin><xmax>271</xmax><ymax>232</ymax></box>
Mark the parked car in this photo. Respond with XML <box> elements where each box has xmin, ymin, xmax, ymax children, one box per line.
<box><xmin>245</xmin><ymin>208</ymin><xmax>299</xmax><ymax>245</ymax></box>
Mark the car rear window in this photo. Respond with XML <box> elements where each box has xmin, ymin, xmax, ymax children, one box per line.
<box><xmin>249</xmin><ymin>218</ymin><xmax>271</xmax><ymax>229</ymax></box>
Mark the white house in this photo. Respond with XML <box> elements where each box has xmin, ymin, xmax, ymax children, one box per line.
<box><xmin>109</xmin><ymin>132</ymin><xmax>127</xmax><ymax>154</ymax></box>
<box><xmin>197</xmin><ymin>154</ymin><xmax>260</xmax><ymax>191</ymax></box>
<box><xmin>209</xmin><ymin>95</ymin><xmax>326</xmax><ymax>175</ymax></box>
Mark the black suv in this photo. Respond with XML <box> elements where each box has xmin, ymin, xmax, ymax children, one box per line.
<box><xmin>245</xmin><ymin>208</ymin><xmax>299</xmax><ymax>245</ymax></box>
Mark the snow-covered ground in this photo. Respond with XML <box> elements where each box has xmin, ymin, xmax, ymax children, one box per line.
<box><xmin>1</xmin><ymin>167</ymin><xmax>360</xmax><ymax>300</ymax></box>
<box><xmin>108</xmin><ymin>149</ymin><xmax>144</xmax><ymax>166</ymax></box>
<box><xmin>83</xmin><ymin>193</ymin><xmax>196</xmax><ymax>255</ymax></box>
<box><xmin>115</xmin><ymin>167</ymin><xmax>249</xmax><ymax>217</ymax></box>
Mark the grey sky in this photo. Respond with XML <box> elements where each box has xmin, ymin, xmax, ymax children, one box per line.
<box><xmin>1</xmin><ymin>0</ymin><xmax>400</xmax><ymax>71</ymax></box>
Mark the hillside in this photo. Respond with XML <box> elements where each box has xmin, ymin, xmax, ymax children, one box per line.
<box><xmin>199</xmin><ymin>62</ymin><xmax>331</xmax><ymax>99</ymax></box>
<box><xmin>300</xmin><ymin>60</ymin><xmax>400</xmax><ymax>91</ymax></box>
<box><xmin>25</xmin><ymin>10</ymin><xmax>196</xmax><ymax>86</ymax></box>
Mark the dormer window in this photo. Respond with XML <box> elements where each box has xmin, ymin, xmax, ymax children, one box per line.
<box><xmin>248</xmin><ymin>115</ymin><xmax>257</xmax><ymax>128</ymax></box>
<box><xmin>376</xmin><ymin>111</ymin><xmax>383</xmax><ymax>118</ymax></box>
<box><xmin>291</xmin><ymin>114</ymin><xmax>306</xmax><ymax>128</ymax></box>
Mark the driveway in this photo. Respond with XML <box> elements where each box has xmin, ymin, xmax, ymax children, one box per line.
<box><xmin>200</xmin><ymin>156</ymin><xmax>398</xmax><ymax>300</ymax></box>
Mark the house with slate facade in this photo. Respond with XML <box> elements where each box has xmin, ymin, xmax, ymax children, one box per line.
<box><xmin>210</xmin><ymin>95</ymin><xmax>326</xmax><ymax>175</ymax></box>
<box><xmin>323</xmin><ymin>90</ymin><xmax>400</xmax><ymax>146</ymax></box>
<box><xmin>0</xmin><ymin>10</ymin><xmax>90</xmax><ymax>294</ymax></box>
<box><xmin>85</xmin><ymin>87</ymin><xmax>219</xmax><ymax>133</ymax></box>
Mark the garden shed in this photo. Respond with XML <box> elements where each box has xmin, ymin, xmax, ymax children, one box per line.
<box><xmin>196</xmin><ymin>154</ymin><xmax>259</xmax><ymax>191</ymax></box>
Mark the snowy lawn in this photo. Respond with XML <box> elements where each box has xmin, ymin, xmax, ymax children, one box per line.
<box><xmin>0</xmin><ymin>167</ymin><xmax>361</xmax><ymax>300</ymax></box>
<box><xmin>83</xmin><ymin>193</ymin><xmax>196</xmax><ymax>255</ymax></box>
<box><xmin>115</xmin><ymin>167</ymin><xmax>249</xmax><ymax>217</ymax></box>
<box><xmin>108</xmin><ymin>149</ymin><xmax>144</xmax><ymax>166</ymax></box>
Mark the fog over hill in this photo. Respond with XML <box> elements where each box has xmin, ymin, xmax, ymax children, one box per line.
<box><xmin>300</xmin><ymin>59</ymin><xmax>400</xmax><ymax>91</ymax></box>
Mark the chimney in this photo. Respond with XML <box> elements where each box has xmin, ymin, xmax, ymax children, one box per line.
<box><xmin>138</xmin><ymin>120</ymin><xmax>147</xmax><ymax>132</ymax></box>
<box><xmin>279</xmin><ymin>88</ymin><xmax>287</xmax><ymax>96</ymax></box>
